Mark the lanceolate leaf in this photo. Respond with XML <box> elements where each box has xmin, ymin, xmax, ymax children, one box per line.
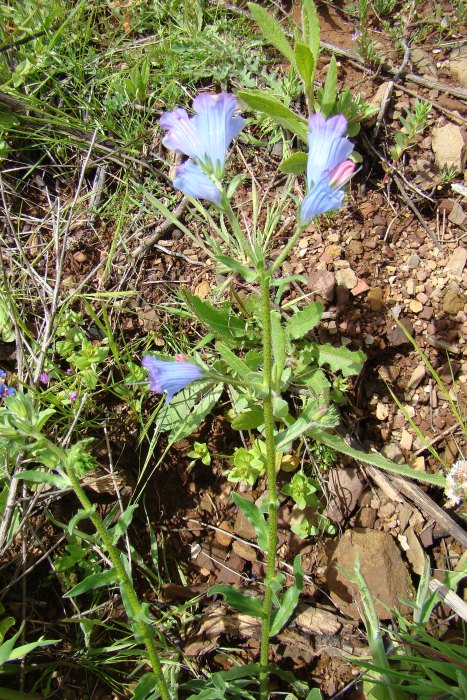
<box><xmin>64</xmin><ymin>569</ymin><xmax>119</xmax><ymax>598</ymax></box>
<box><xmin>321</xmin><ymin>55</ymin><xmax>337</xmax><ymax>116</ymax></box>
<box><xmin>301</xmin><ymin>0</ymin><xmax>320</xmax><ymax>63</ymax></box>
<box><xmin>279</xmin><ymin>151</ymin><xmax>308</xmax><ymax>174</ymax></box>
<box><xmin>208</xmin><ymin>584</ymin><xmax>264</xmax><ymax>618</ymax></box>
<box><xmin>270</xmin><ymin>554</ymin><xmax>304</xmax><ymax>636</ymax></box>
<box><xmin>247</xmin><ymin>2</ymin><xmax>295</xmax><ymax>65</ymax></box>
<box><xmin>295</xmin><ymin>43</ymin><xmax>314</xmax><ymax>94</ymax></box>
<box><xmin>310</xmin><ymin>429</ymin><xmax>446</xmax><ymax>486</ymax></box>
<box><xmin>231</xmin><ymin>492</ymin><xmax>269</xmax><ymax>551</ymax></box>
<box><xmin>237</xmin><ymin>91</ymin><xmax>308</xmax><ymax>141</ymax></box>
<box><xmin>184</xmin><ymin>291</ymin><xmax>246</xmax><ymax>339</ymax></box>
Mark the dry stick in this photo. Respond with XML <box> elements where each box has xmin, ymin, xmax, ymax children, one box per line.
<box><xmin>133</xmin><ymin>197</ymin><xmax>189</xmax><ymax>258</ymax></box>
<box><xmin>373</xmin><ymin>39</ymin><xmax>411</xmax><ymax>139</ymax></box>
<box><xmin>364</xmin><ymin>464</ymin><xmax>467</xmax><ymax>549</ymax></box>
<box><xmin>392</xmin><ymin>173</ymin><xmax>441</xmax><ymax>247</ymax></box>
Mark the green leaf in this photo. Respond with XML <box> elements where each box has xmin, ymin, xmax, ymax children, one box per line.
<box><xmin>231</xmin><ymin>406</ymin><xmax>264</xmax><ymax>430</ymax></box>
<box><xmin>279</xmin><ymin>151</ymin><xmax>308</xmax><ymax>174</ymax></box>
<box><xmin>110</xmin><ymin>504</ymin><xmax>138</xmax><ymax>545</ymax></box>
<box><xmin>314</xmin><ymin>343</ymin><xmax>365</xmax><ymax>377</ymax></box>
<box><xmin>208</xmin><ymin>584</ymin><xmax>263</xmax><ymax>618</ymax></box>
<box><xmin>270</xmin><ymin>554</ymin><xmax>304</xmax><ymax>636</ymax></box>
<box><xmin>238</xmin><ymin>91</ymin><xmax>308</xmax><ymax>142</ymax></box>
<box><xmin>216</xmin><ymin>342</ymin><xmax>251</xmax><ymax>380</ymax></box>
<box><xmin>64</xmin><ymin>569</ymin><xmax>119</xmax><ymax>598</ymax></box>
<box><xmin>295</xmin><ymin>43</ymin><xmax>314</xmax><ymax>93</ymax></box>
<box><xmin>184</xmin><ymin>291</ymin><xmax>246</xmax><ymax>339</ymax></box>
<box><xmin>231</xmin><ymin>492</ymin><xmax>269</xmax><ymax>550</ymax></box>
<box><xmin>310</xmin><ymin>429</ymin><xmax>446</xmax><ymax>486</ymax></box>
<box><xmin>17</xmin><ymin>470</ymin><xmax>70</xmax><ymax>490</ymax></box>
<box><xmin>0</xmin><ymin>109</ymin><xmax>19</xmax><ymax>130</ymax></box>
<box><xmin>320</xmin><ymin>55</ymin><xmax>337</xmax><ymax>117</ymax></box>
<box><xmin>271</xmin><ymin>310</ymin><xmax>286</xmax><ymax>389</ymax></box>
<box><xmin>301</xmin><ymin>0</ymin><xmax>320</xmax><ymax>63</ymax></box>
<box><xmin>132</xmin><ymin>672</ymin><xmax>159</xmax><ymax>700</ymax></box>
<box><xmin>247</xmin><ymin>3</ymin><xmax>295</xmax><ymax>65</ymax></box>
<box><xmin>275</xmin><ymin>399</ymin><xmax>339</xmax><ymax>451</ymax></box>
<box><xmin>215</xmin><ymin>255</ymin><xmax>257</xmax><ymax>282</ymax></box>
<box><xmin>285</xmin><ymin>302</ymin><xmax>323</xmax><ymax>340</ymax></box>
<box><xmin>156</xmin><ymin>381</ymin><xmax>223</xmax><ymax>443</ymax></box>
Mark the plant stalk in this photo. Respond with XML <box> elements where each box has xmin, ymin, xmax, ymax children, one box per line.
<box><xmin>270</xmin><ymin>223</ymin><xmax>306</xmax><ymax>273</ymax></box>
<box><xmin>63</xmin><ymin>461</ymin><xmax>172</xmax><ymax>700</ymax></box>
<box><xmin>258</xmin><ymin>272</ymin><xmax>279</xmax><ymax>699</ymax></box>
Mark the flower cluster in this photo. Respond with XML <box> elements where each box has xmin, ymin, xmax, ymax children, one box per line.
<box><xmin>160</xmin><ymin>93</ymin><xmax>245</xmax><ymax>206</ymax></box>
<box><xmin>142</xmin><ymin>355</ymin><xmax>205</xmax><ymax>404</ymax></box>
<box><xmin>300</xmin><ymin>113</ymin><xmax>355</xmax><ymax>225</ymax></box>
<box><xmin>0</xmin><ymin>369</ymin><xmax>15</xmax><ymax>399</ymax></box>
<box><xmin>444</xmin><ymin>459</ymin><xmax>467</xmax><ymax>507</ymax></box>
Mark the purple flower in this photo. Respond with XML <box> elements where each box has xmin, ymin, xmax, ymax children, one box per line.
<box><xmin>160</xmin><ymin>93</ymin><xmax>245</xmax><ymax>178</ymax></box>
<box><xmin>69</xmin><ymin>391</ymin><xmax>78</xmax><ymax>403</ymax></box>
<box><xmin>0</xmin><ymin>369</ymin><xmax>5</xmax><ymax>378</ymax></box>
<box><xmin>300</xmin><ymin>113</ymin><xmax>355</xmax><ymax>225</ymax></box>
<box><xmin>0</xmin><ymin>384</ymin><xmax>15</xmax><ymax>398</ymax></box>
<box><xmin>142</xmin><ymin>355</ymin><xmax>205</xmax><ymax>404</ymax></box>
<box><xmin>173</xmin><ymin>161</ymin><xmax>222</xmax><ymax>206</ymax></box>
<box><xmin>39</xmin><ymin>373</ymin><xmax>50</xmax><ymax>385</ymax></box>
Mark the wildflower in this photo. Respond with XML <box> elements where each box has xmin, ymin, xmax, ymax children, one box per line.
<box><xmin>39</xmin><ymin>373</ymin><xmax>50</xmax><ymax>385</ymax></box>
<box><xmin>69</xmin><ymin>391</ymin><xmax>78</xmax><ymax>403</ymax></box>
<box><xmin>0</xmin><ymin>369</ymin><xmax>5</xmax><ymax>378</ymax></box>
<box><xmin>445</xmin><ymin>459</ymin><xmax>467</xmax><ymax>507</ymax></box>
<box><xmin>173</xmin><ymin>161</ymin><xmax>222</xmax><ymax>206</ymax></box>
<box><xmin>160</xmin><ymin>92</ymin><xmax>245</xmax><ymax>202</ymax></box>
<box><xmin>0</xmin><ymin>385</ymin><xmax>15</xmax><ymax>398</ymax></box>
<box><xmin>142</xmin><ymin>355</ymin><xmax>205</xmax><ymax>404</ymax></box>
<box><xmin>300</xmin><ymin>113</ymin><xmax>355</xmax><ymax>225</ymax></box>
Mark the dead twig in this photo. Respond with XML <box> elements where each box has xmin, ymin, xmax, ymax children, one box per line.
<box><xmin>133</xmin><ymin>197</ymin><xmax>189</xmax><ymax>258</ymax></box>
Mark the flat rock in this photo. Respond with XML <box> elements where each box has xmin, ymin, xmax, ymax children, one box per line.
<box><xmin>432</xmin><ymin>124</ymin><xmax>466</xmax><ymax>172</ymax></box>
<box><xmin>325</xmin><ymin>468</ymin><xmax>365</xmax><ymax>525</ymax></box>
<box><xmin>234</xmin><ymin>506</ymin><xmax>258</xmax><ymax>541</ymax></box>
<box><xmin>407</xmin><ymin>363</ymin><xmax>426</xmax><ymax>389</ymax></box>
<box><xmin>325</xmin><ymin>529</ymin><xmax>414</xmax><ymax>619</ymax></box>
<box><xmin>412</xmin><ymin>47</ymin><xmax>438</xmax><ymax>77</ymax></box>
<box><xmin>335</xmin><ymin>267</ymin><xmax>358</xmax><ymax>290</ymax></box>
<box><xmin>367</xmin><ymin>287</ymin><xmax>384</xmax><ymax>312</ymax></box>
<box><xmin>442</xmin><ymin>286</ymin><xmax>465</xmax><ymax>315</ymax></box>
<box><xmin>307</xmin><ymin>270</ymin><xmax>335</xmax><ymax>301</ymax></box>
<box><xmin>449</xmin><ymin>45</ymin><xmax>467</xmax><ymax>87</ymax></box>
<box><xmin>445</xmin><ymin>246</ymin><xmax>467</xmax><ymax>275</ymax></box>
<box><xmin>386</xmin><ymin>318</ymin><xmax>413</xmax><ymax>346</ymax></box>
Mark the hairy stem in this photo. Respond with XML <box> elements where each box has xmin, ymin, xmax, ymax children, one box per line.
<box><xmin>259</xmin><ymin>272</ymin><xmax>278</xmax><ymax>699</ymax></box>
<box><xmin>63</xmin><ymin>461</ymin><xmax>172</xmax><ymax>700</ymax></box>
<box><xmin>270</xmin><ymin>223</ymin><xmax>306</xmax><ymax>274</ymax></box>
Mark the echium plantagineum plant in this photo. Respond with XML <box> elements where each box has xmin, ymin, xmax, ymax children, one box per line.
<box><xmin>141</xmin><ymin>91</ymin><xmax>363</xmax><ymax>698</ymax></box>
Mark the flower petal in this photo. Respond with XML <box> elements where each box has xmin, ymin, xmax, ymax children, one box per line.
<box><xmin>160</xmin><ymin>93</ymin><xmax>244</xmax><ymax>177</ymax></box>
<box><xmin>173</xmin><ymin>161</ymin><xmax>222</xmax><ymax>205</ymax></box>
<box><xmin>300</xmin><ymin>179</ymin><xmax>344</xmax><ymax>225</ymax></box>
<box><xmin>142</xmin><ymin>356</ymin><xmax>205</xmax><ymax>403</ymax></box>
<box><xmin>306</xmin><ymin>113</ymin><xmax>353</xmax><ymax>188</ymax></box>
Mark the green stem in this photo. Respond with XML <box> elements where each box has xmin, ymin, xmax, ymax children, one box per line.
<box><xmin>270</xmin><ymin>223</ymin><xmax>306</xmax><ymax>274</ymax></box>
<box><xmin>63</xmin><ymin>459</ymin><xmax>172</xmax><ymax>700</ymax></box>
<box><xmin>258</xmin><ymin>272</ymin><xmax>278</xmax><ymax>699</ymax></box>
<box><xmin>222</xmin><ymin>197</ymin><xmax>256</xmax><ymax>264</ymax></box>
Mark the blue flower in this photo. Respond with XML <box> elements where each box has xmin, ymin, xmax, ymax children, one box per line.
<box><xmin>300</xmin><ymin>113</ymin><xmax>355</xmax><ymax>225</ymax></box>
<box><xmin>173</xmin><ymin>161</ymin><xmax>222</xmax><ymax>206</ymax></box>
<box><xmin>142</xmin><ymin>355</ymin><xmax>205</xmax><ymax>404</ymax></box>
<box><xmin>0</xmin><ymin>384</ymin><xmax>15</xmax><ymax>398</ymax></box>
<box><xmin>160</xmin><ymin>93</ymin><xmax>245</xmax><ymax>179</ymax></box>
